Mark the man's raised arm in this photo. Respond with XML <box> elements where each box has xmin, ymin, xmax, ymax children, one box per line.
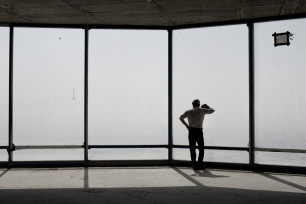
<box><xmin>201</xmin><ymin>104</ymin><xmax>215</xmax><ymax>114</ymax></box>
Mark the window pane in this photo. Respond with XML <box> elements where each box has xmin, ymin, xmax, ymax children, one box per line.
<box><xmin>0</xmin><ymin>150</ymin><xmax>7</xmax><ymax>161</ymax></box>
<box><xmin>89</xmin><ymin>149</ymin><xmax>167</xmax><ymax>160</ymax></box>
<box><xmin>14</xmin><ymin>28</ymin><xmax>84</xmax><ymax>160</ymax></box>
<box><xmin>255</xmin><ymin>152</ymin><xmax>306</xmax><ymax>167</ymax></box>
<box><xmin>173</xmin><ymin>149</ymin><xmax>248</xmax><ymax>163</ymax></box>
<box><xmin>14</xmin><ymin>149</ymin><xmax>83</xmax><ymax>161</ymax></box>
<box><xmin>255</xmin><ymin>19</ymin><xmax>306</xmax><ymax>151</ymax></box>
<box><xmin>0</xmin><ymin>27</ymin><xmax>9</xmax><ymax>161</ymax></box>
<box><xmin>89</xmin><ymin>29</ymin><xmax>168</xmax><ymax>149</ymax></box>
<box><xmin>173</xmin><ymin>25</ymin><xmax>249</xmax><ymax>148</ymax></box>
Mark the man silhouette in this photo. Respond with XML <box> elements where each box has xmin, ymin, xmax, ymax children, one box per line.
<box><xmin>179</xmin><ymin>99</ymin><xmax>215</xmax><ymax>170</ymax></box>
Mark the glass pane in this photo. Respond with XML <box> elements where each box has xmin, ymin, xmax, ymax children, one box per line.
<box><xmin>0</xmin><ymin>150</ymin><xmax>7</xmax><ymax>161</ymax></box>
<box><xmin>173</xmin><ymin>148</ymin><xmax>248</xmax><ymax>163</ymax></box>
<box><xmin>255</xmin><ymin>152</ymin><xmax>306</xmax><ymax>167</ymax></box>
<box><xmin>255</xmin><ymin>19</ymin><xmax>306</xmax><ymax>151</ymax></box>
<box><xmin>14</xmin><ymin>149</ymin><xmax>83</xmax><ymax>161</ymax></box>
<box><xmin>14</xmin><ymin>28</ymin><xmax>84</xmax><ymax>160</ymax></box>
<box><xmin>89</xmin><ymin>29</ymin><xmax>168</xmax><ymax>147</ymax></box>
<box><xmin>173</xmin><ymin>25</ymin><xmax>249</xmax><ymax>147</ymax></box>
<box><xmin>0</xmin><ymin>27</ymin><xmax>9</xmax><ymax>161</ymax></box>
<box><xmin>89</xmin><ymin>148</ymin><xmax>167</xmax><ymax>160</ymax></box>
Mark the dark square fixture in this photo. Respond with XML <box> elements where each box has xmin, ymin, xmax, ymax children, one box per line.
<box><xmin>272</xmin><ymin>31</ymin><xmax>291</xmax><ymax>47</ymax></box>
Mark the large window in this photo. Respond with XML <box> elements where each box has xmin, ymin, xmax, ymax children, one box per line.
<box><xmin>173</xmin><ymin>25</ymin><xmax>249</xmax><ymax>163</ymax></box>
<box><xmin>89</xmin><ymin>29</ymin><xmax>168</xmax><ymax>160</ymax></box>
<box><xmin>0</xmin><ymin>27</ymin><xmax>9</xmax><ymax>161</ymax></box>
<box><xmin>0</xmin><ymin>20</ymin><xmax>304</xmax><ymax>167</ymax></box>
<box><xmin>13</xmin><ymin>28</ymin><xmax>84</xmax><ymax>161</ymax></box>
<box><xmin>255</xmin><ymin>19</ymin><xmax>306</xmax><ymax>166</ymax></box>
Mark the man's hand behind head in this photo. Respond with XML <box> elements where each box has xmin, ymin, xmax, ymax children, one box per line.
<box><xmin>201</xmin><ymin>104</ymin><xmax>209</xmax><ymax>109</ymax></box>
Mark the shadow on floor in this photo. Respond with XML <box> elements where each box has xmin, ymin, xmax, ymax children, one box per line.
<box><xmin>171</xmin><ymin>167</ymin><xmax>229</xmax><ymax>188</ymax></box>
<box><xmin>257</xmin><ymin>172</ymin><xmax>306</xmax><ymax>192</ymax></box>
<box><xmin>0</xmin><ymin>186</ymin><xmax>305</xmax><ymax>204</ymax></box>
<box><xmin>0</xmin><ymin>168</ymin><xmax>10</xmax><ymax>178</ymax></box>
<box><xmin>191</xmin><ymin>169</ymin><xmax>230</xmax><ymax>178</ymax></box>
<box><xmin>84</xmin><ymin>167</ymin><xmax>89</xmax><ymax>189</ymax></box>
<box><xmin>172</xmin><ymin>167</ymin><xmax>205</xmax><ymax>187</ymax></box>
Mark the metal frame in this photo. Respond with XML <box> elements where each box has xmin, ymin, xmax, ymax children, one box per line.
<box><xmin>272</xmin><ymin>31</ymin><xmax>291</xmax><ymax>46</ymax></box>
<box><xmin>15</xmin><ymin>145</ymin><xmax>82</xmax><ymax>150</ymax></box>
<box><xmin>89</xmin><ymin>145</ymin><xmax>168</xmax><ymax>149</ymax></box>
<box><xmin>84</xmin><ymin>26</ymin><xmax>89</xmax><ymax>163</ymax></box>
<box><xmin>248</xmin><ymin>23</ymin><xmax>255</xmax><ymax>166</ymax></box>
<box><xmin>255</xmin><ymin>147</ymin><xmax>306</xmax><ymax>154</ymax></box>
<box><xmin>168</xmin><ymin>29</ymin><xmax>173</xmax><ymax>163</ymax></box>
<box><xmin>1</xmin><ymin>13</ymin><xmax>306</xmax><ymax>174</ymax></box>
<box><xmin>173</xmin><ymin>145</ymin><xmax>248</xmax><ymax>151</ymax></box>
<box><xmin>173</xmin><ymin>160</ymin><xmax>306</xmax><ymax>174</ymax></box>
<box><xmin>0</xmin><ymin>160</ymin><xmax>305</xmax><ymax>174</ymax></box>
<box><xmin>8</xmin><ymin>26</ymin><xmax>14</xmax><ymax>166</ymax></box>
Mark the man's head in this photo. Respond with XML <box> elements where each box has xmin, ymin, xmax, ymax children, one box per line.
<box><xmin>192</xmin><ymin>99</ymin><xmax>200</xmax><ymax>108</ymax></box>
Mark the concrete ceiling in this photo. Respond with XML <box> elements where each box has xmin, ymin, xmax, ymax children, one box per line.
<box><xmin>0</xmin><ymin>0</ymin><xmax>305</xmax><ymax>27</ymax></box>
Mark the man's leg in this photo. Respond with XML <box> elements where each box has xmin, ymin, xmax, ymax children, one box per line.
<box><xmin>196</xmin><ymin>130</ymin><xmax>205</xmax><ymax>168</ymax></box>
<box><xmin>188</xmin><ymin>129</ymin><xmax>197</xmax><ymax>168</ymax></box>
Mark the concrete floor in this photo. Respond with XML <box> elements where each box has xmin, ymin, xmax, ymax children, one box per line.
<box><xmin>0</xmin><ymin>167</ymin><xmax>305</xmax><ymax>204</ymax></box>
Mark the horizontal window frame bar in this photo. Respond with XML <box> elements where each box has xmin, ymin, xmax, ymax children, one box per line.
<box><xmin>173</xmin><ymin>145</ymin><xmax>249</xmax><ymax>151</ymax></box>
<box><xmin>90</xmin><ymin>145</ymin><xmax>249</xmax><ymax>151</ymax></box>
<box><xmin>173</xmin><ymin>160</ymin><xmax>306</xmax><ymax>174</ymax></box>
<box><xmin>0</xmin><ymin>160</ymin><xmax>170</xmax><ymax>168</ymax></box>
<box><xmin>15</xmin><ymin>145</ymin><xmax>83</xmax><ymax>150</ymax></box>
<box><xmin>9</xmin><ymin>146</ymin><xmax>306</xmax><ymax>154</ymax></box>
<box><xmin>0</xmin><ymin>160</ymin><xmax>304</xmax><ymax>174</ymax></box>
<box><xmin>11</xmin><ymin>145</ymin><xmax>249</xmax><ymax>151</ymax></box>
<box><xmin>89</xmin><ymin>145</ymin><xmax>168</xmax><ymax>149</ymax></box>
<box><xmin>255</xmin><ymin>147</ymin><xmax>306</xmax><ymax>154</ymax></box>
